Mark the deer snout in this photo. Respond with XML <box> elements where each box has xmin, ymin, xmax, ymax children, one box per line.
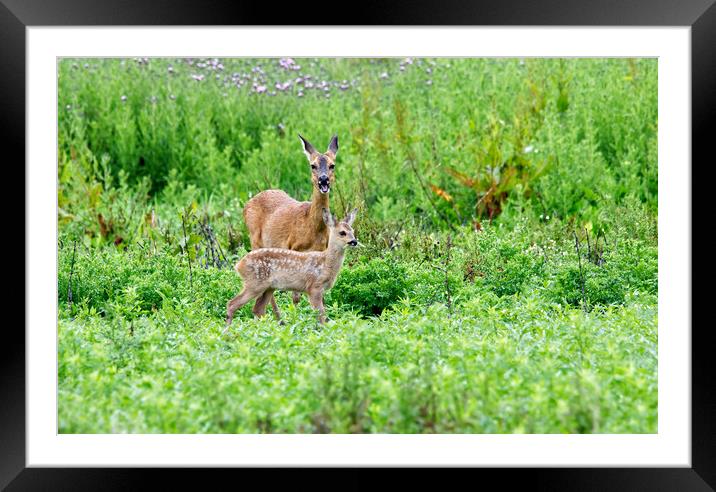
<box><xmin>317</xmin><ymin>175</ymin><xmax>330</xmax><ymax>193</ymax></box>
<box><xmin>348</xmin><ymin>239</ymin><xmax>358</xmax><ymax>247</ymax></box>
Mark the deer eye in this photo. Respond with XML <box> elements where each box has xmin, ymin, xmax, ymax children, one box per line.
<box><xmin>339</xmin><ymin>231</ymin><xmax>346</xmax><ymax>236</ymax></box>
<box><xmin>311</xmin><ymin>165</ymin><xmax>317</xmax><ymax>170</ymax></box>
<box><xmin>329</xmin><ymin>165</ymin><xmax>335</xmax><ymax>170</ymax></box>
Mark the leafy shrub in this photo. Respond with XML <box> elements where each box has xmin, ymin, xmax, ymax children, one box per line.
<box><xmin>547</xmin><ymin>240</ymin><xmax>657</xmax><ymax>308</ymax></box>
<box><xmin>329</xmin><ymin>256</ymin><xmax>409</xmax><ymax>316</ymax></box>
<box><xmin>460</xmin><ymin>225</ymin><xmax>545</xmax><ymax>297</ymax></box>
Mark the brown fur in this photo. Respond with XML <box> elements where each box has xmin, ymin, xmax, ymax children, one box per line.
<box><xmin>243</xmin><ymin>188</ymin><xmax>330</xmax><ymax>252</ymax></box>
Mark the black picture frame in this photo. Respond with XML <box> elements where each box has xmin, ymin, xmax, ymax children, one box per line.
<box><xmin>4</xmin><ymin>0</ymin><xmax>713</xmax><ymax>489</ymax></box>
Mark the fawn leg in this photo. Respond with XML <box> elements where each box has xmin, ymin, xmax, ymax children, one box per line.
<box><xmin>252</xmin><ymin>289</ymin><xmax>275</xmax><ymax>318</ymax></box>
<box><xmin>308</xmin><ymin>290</ymin><xmax>326</xmax><ymax>324</ymax></box>
<box><xmin>225</xmin><ymin>288</ymin><xmax>261</xmax><ymax>333</ymax></box>
<box><xmin>291</xmin><ymin>291</ymin><xmax>302</xmax><ymax>306</ymax></box>
<box><xmin>268</xmin><ymin>292</ymin><xmax>283</xmax><ymax>321</ymax></box>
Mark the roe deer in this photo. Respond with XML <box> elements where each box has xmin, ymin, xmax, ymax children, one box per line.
<box><xmin>225</xmin><ymin>208</ymin><xmax>358</xmax><ymax>330</ymax></box>
<box><xmin>242</xmin><ymin>134</ymin><xmax>339</xmax><ymax>318</ymax></box>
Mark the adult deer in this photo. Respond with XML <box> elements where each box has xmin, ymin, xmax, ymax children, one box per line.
<box><xmin>225</xmin><ymin>208</ymin><xmax>358</xmax><ymax>330</ymax></box>
<box><xmin>242</xmin><ymin>134</ymin><xmax>338</xmax><ymax>319</ymax></box>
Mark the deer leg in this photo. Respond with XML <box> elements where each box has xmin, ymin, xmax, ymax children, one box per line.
<box><xmin>308</xmin><ymin>290</ymin><xmax>326</xmax><ymax>324</ymax></box>
<box><xmin>252</xmin><ymin>289</ymin><xmax>275</xmax><ymax>318</ymax></box>
<box><xmin>291</xmin><ymin>291</ymin><xmax>303</xmax><ymax>306</ymax></box>
<box><xmin>225</xmin><ymin>287</ymin><xmax>261</xmax><ymax>332</ymax></box>
<box><xmin>268</xmin><ymin>292</ymin><xmax>283</xmax><ymax>322</ymax></box>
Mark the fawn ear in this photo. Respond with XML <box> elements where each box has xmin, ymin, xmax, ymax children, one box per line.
<box><xmin>344</xmin><ymin>207</ymin><xmax>358</xmax><ymax>226</ymax></box>
<box><xmin>322</xmin><ymin>208</ymin><xmax>335</xmax><ymax>227</ymax></box>
<box><xmin>299</xmin><ymin>134</ymin><xmax>317</xmax><ymax>161</ymax></box>
<box><xmin>326</xmin><ymin>134</ymin><xmax>338</xmax><ymax>158</ymax></box>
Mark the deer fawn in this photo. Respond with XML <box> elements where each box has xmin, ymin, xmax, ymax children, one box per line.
<box><xmin>242</xmin><ymin>134</ymin><xmax>338</xmax><ymax>319</ymax></box>
<box><xmin>225</xmin><ymin>208</ymin><xmax>358</xmax><ymax>330</ymax></box>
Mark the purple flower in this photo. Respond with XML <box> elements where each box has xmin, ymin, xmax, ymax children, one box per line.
<box><xmin>275</xmin><ymin>81</ymin><xmax>291</xmax><ymax>91</ymax></box>
<box><xmin>191</xmin><ymin>74</ymin><xmax>205</xmax><ymax>81</ymax></box>
<box><xmin>255</xmin><ymin>85</ymin><xmax>267</xmax><ymax>93</ymax></box>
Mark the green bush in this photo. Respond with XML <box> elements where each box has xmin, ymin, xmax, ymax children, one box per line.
<box><xmin>329</xmin><ymin>256</ymin><xmax>410</xmax><ymax>316</ymax></box>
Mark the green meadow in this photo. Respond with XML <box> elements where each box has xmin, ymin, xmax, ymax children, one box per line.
<box><xmin>58</xmin><ymin>57</ymin><xmax>658</xmax><ymax>433</ymax></box>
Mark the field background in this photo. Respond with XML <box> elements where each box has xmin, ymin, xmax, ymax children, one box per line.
<box><xmin>57</xmin><ymin>57</ymin><xmax>658</xmax><ymax>433</ymax></box>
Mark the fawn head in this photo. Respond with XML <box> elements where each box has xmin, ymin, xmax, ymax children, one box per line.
<box><xmin>322</xmin><ymin>208</ymin><xmax>358</xmax><ymax>248</ymax></box>
<box><xmin>299</xmin><ymin>134</ymin><xmax>338</xmax><ymax>194</ymax></box>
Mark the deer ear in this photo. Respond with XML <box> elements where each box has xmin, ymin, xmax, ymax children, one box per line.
<box><xmin>322</xmin><ymin>208</ymin><xmax>334</xmax><ymax>227</ymax></box>
<box><xmin>299</xmin><ymin>134</ymin><xmax>317</xmax><ymax>161</ymax></box>
<box><xmin>326</xmin><ymin>134</ymin><xmax>338</xmax><ymax>157</ymax></box>
<box><xmin>345</xmin><ymin>208</ymin><xmax>358</xmax><ymax>226</ymax></box>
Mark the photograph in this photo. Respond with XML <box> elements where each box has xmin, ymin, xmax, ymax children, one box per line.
<box><xmin>55</xmin><ymin>56</ymin><xmax>659</xmax><ymax>434</ymax></box>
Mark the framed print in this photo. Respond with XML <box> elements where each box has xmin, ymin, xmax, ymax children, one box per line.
<box><xmin>5</xmin><ymin>0</ymin><xmax>714</xmax><ymax>489</ymax></box>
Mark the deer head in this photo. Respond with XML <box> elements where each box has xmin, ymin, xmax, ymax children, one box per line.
<box><xmin>322</xmin><ymin>207</ymin><xmax>358</xmax><ymax>248</ymax></box>
<box><xmin>299</xmin><ymin>134</ymin><xmax>338</xmax><ymax>194</ymax></box>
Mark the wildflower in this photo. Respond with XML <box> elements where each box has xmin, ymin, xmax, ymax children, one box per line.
<box><xmin>426</xmin><ymin>79</ymin><xmax>433</xmax><ymax>85</ymax></box>
<box><xmin>120</xmin><ymin>95</ymin><xmax>127</xmax><ymax>102</ymax></box>
<box><xmin>149</xmin><ymin>96</ymin><xmax>157</xmax><ymax>104</ymax></box>
<box><xmin>169</xmin><ymin>94</ymin><xmax>176</xmax><ymax>100</ymax></box>
<box><xmin>191</xmin><ymin>74</ymin><xmax>205</xmax><ymax>81</ymax></box>
<box><xmin>379</xmin><ymin>72</ymin><xmax>389</xmax><ymax>79</ymax></box>
<box><xmin>167</xmin><ymin>65</ymin><xmax>174</xmax><ymax>73</ymax></box>
<box><xmin>255</xmin><ymin>85</ymin><xmax>267</xmax><ymax>93</ymax></box>
<box><xmin>66</xmin><ymin>104</ymin><xmax>72</xmax><ymax>110</ymax></box>
<box><xmin>297</xmin><ymin>91</ymin><xmax>304</xmax><ymax>97</ymax></box>
<box><xmin>524</xmin><ymin>145</ymin><xmax>534</xmax><ymax>153</ymax></box>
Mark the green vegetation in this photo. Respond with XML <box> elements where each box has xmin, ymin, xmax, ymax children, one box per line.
<box><xmin>58</xmin><ymin>57</ymin><xmax>658</xmax><ymax>433</ymax></box>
